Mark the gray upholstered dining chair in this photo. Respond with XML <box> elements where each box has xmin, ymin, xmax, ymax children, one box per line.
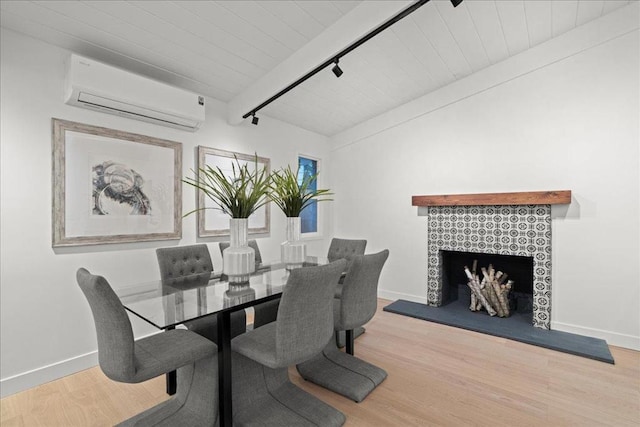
<box><xmin>156</xmin><ymin>244</ymin><xmax>247</xmax><ymax>342</ymax></box>
<box><xmin>76</xmin><ymin>268</ymin><xmax>218</xmax><ymax>426</ymax></box>
<box><xmin>297</xmin><ymin>250</ymin><xmax>389</xmax><ymax>403</ymax></box>
<box><xmin>327</xmin><ymin>238</ymin><xmax>367</xmax><ymax>266</ymax></box>
<box><xmin>327</xmin><ymin>238</ymin><xmax>367</xmax><ymax>347</ymax></box>
<box><xmin>230</xmin><ymin>260</ymin><xmax>347</xmax><ymax>426</ymax></box>
<box><xmin>219</xmin><ymin>240</ymin><xmax>279</xmax><ymax>329</ymax></box>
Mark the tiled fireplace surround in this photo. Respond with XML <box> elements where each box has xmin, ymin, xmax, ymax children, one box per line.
<box><xmin>413</xmin><ymin>191</ymin><xmax>572</xmax><ymax>330</ymax></box>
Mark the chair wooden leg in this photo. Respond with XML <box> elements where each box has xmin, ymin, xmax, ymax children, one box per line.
<box><xmin>345</xmin><ymin>329</ymin><xmax>354</xmax><ymax>355</ymax></box>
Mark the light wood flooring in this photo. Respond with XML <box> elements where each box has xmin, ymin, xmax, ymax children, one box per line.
<box><xmin>2</xmin><ymin>299</ymin><xmax>639</xmax><ymax>426</ymax></box>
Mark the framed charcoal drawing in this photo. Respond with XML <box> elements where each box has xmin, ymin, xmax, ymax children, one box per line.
<box><xmin>52</xmin><ymin>118</ymin><xmax>182</xmax><ymax>247</ymax></box>
<box><xmin>196</xmin><ymin>146</ymin><xmax>270</xmax><ymax>237</ymax></box>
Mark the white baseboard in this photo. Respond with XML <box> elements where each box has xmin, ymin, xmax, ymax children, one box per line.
<box><xmin>0</xmin><ymin>319</ymin><xmax>284</xmax><ymax>399</ymax></box>
<box><xmin>0</xmin><ymin>351</ymin><xmax>98</xmax><ymax>398</ymax></box>
<box><xmin>0</xmin><ymin>332</ymin><xmax>161</xmax><ymax>398</ymax></box>
<box><xmin>551</xmin><ymin>321</ymin><xmax>640</xmax><ymax>351</ymax></box>
<box><xmin>378</xmin><ymin>289</ymin><xmax>428</xmax><ymax>304</ymax></box>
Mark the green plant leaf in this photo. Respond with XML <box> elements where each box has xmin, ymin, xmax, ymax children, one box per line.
<box><xmin>268</xmin><ymin>165</ymin><xmax>332</xmax><ymax>217</ymax></box>
<box><xmin>183</xmin><ymin>154</ymin><xmax>270</xmax><ymax>218</ymax></box>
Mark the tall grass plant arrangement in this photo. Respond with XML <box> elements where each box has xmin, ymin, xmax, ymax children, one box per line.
<box><xmin>183</xmin><ymin>154</ymin><xmax>270</xmax><ymax>282</ymax></box>
<box><xmin>269</xmin><ymin>165</ymin><xmax>332</xmax><ymax>217</ymax></box>
<box><xmin>269</xmin><ymin>165</ymin><xmax>332</xmax><ymax>267</ymax></box>
<box><xmin>183</xmin><ymin>155</ymin><xmax>270</xmax><ymax>219</ymax></box>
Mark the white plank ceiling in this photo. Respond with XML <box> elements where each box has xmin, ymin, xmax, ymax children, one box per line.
<box><xmin>0</xmin><ymin>0</ymin><xmax>634</xmax><ymax>136</ymax></box>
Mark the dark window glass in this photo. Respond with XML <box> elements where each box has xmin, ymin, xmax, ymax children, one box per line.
<box><xmin>298</xmin><ymin>156</ymin><xmax>317</xmax><ymax>234</ymax></box>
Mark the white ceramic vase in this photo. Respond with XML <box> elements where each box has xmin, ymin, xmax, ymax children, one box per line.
<box><xmin>281</xmin><ymin>216</ymin><xmax>306</xmax><ymax>269</ymax></box>
<box><xmin>223</xmin><ymin>218</ymin><xmax>255</xmax><ymax>283</ymax></box>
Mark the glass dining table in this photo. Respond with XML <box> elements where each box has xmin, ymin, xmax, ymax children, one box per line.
<box><xmin>116</xmin><ymin>256</ymin><xmax>327</xmax><ymax>427</ymax></box>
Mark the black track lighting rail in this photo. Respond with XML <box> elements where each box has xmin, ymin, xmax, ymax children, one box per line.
<box><xmin>242</xmin><ymin>0</ymin><xmax>462</xmax><ymax>123</ymax></box>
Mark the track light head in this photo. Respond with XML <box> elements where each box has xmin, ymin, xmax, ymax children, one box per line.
<box><xmin>251</xmin><ymin>114</ymin><xmax>259</xmax><ymax>125</ymax></box>
<box><xmin>332</xmin><ymin>59</ymin><xmax>343</xmax><ymax>78</ymax></box>
<box><xmin>451</xmin><ymin>0</ymin><xmax>463</xmax><ymax>7</ymax></box>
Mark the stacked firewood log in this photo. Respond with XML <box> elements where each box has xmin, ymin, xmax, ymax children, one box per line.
<box><xmin>463</xmin><ymin>260</ymin><xmax>513</xmax><ymax>317</ymax></box>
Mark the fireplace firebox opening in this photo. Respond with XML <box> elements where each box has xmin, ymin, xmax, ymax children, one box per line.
<box><xmin>441</xmin><ymin>250</ymin><xmax>534</xmax><ymax>316</ymax></box>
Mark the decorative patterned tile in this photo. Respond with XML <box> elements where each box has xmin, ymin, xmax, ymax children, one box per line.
<box><xmin>426</xmin><ymin>205</ymin><xmax>552</xmax><ymax>329</ymax></box>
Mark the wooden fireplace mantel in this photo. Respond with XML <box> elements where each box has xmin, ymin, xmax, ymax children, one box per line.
<box><xmin>411</xmin><ymin>190</ymin><xmax>571</xmax><ymax>207</ymax></box>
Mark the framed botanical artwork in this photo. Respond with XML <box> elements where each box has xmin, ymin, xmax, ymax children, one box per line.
<box><xmin>52</xmin><ymin>118</ymin><xmax>182</xmax><ymax>247</ymax></box>
<box><xmin>196</xmin><ymin>146</ymin><xmax>270</xmax><ymax>237</ymax></box>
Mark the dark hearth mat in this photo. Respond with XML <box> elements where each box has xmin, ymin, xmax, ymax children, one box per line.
<box><xmin>383</xmin><ymin>299</ymin><xmax>614</xmax><ymax>364</ymax></box>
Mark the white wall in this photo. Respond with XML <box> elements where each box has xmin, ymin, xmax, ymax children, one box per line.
<box><xmin>329</xmin><ymin>11</ymin><xmax>639</xmax><ymax>350</ymax></box>
<box><xmin>0</xmin><ymin>28</ymin><xmax>332</xmax><ymax>397</ymax></box>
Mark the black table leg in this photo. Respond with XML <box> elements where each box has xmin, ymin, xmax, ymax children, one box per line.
<box><xmin>217</xmin><ymin>311</ymin><xmax>232</xmax><ymax>427</ymax></box>
<box><xmin>166</xmin><ymin>325</ymin><xmax>177</xmax><ymax>395</ymax></box>
<box><xmin>346</xmin><ymin>329</ymin><xmax>354</xmax><ymax>355</ymax></box>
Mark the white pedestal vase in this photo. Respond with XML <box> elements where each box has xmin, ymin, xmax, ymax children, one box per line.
<box><xmin>281</xmin><ymin>217</ymin><xmax>306</xmax><ymax>269</ymax></box>
<box><xmin>223</xmin><ymin>218</ymin><xmax>255</xmax><ymax>283</ymax></box>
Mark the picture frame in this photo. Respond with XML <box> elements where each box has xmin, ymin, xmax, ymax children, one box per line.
<box><xmin>196</xmin><ymin>146</ymin><xmax>270</xmax><ymax>237</ymax></box>
<box><xmin>52</xmin><ymin>118</ymin><xmax>182</xmax><ymax>247</ymax></box>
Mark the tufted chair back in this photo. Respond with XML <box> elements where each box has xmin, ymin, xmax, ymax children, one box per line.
<box><xmin>219</xmin><ymin>240</ymin><xmax>262</xmax><ymax>265</ymax></box>
<box><xmin>156</xmin><ymin>244</ymin><xmax>213</xmax><ymax>282</ymax></box>
<box><xmin>327</xmin><ymin>238</ymin><xmax>367</xmax><ymax>268</ymax></box>
<box><xmin>156</xmin><ymin>244</ymin><xmax>247</xmax><ymax>343</ymax></box>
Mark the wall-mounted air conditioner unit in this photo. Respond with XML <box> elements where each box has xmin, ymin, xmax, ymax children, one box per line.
<box><xmin>64</xmin><ymin>54</ymin><xmax>205</xmax><ymax>132</ymax></box>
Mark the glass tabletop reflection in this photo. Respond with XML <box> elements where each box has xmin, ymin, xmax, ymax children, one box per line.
<box><xmin>117</xmin><ymin>257</ymin><xmax>326</xmax><ymax>330</ymax></box>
